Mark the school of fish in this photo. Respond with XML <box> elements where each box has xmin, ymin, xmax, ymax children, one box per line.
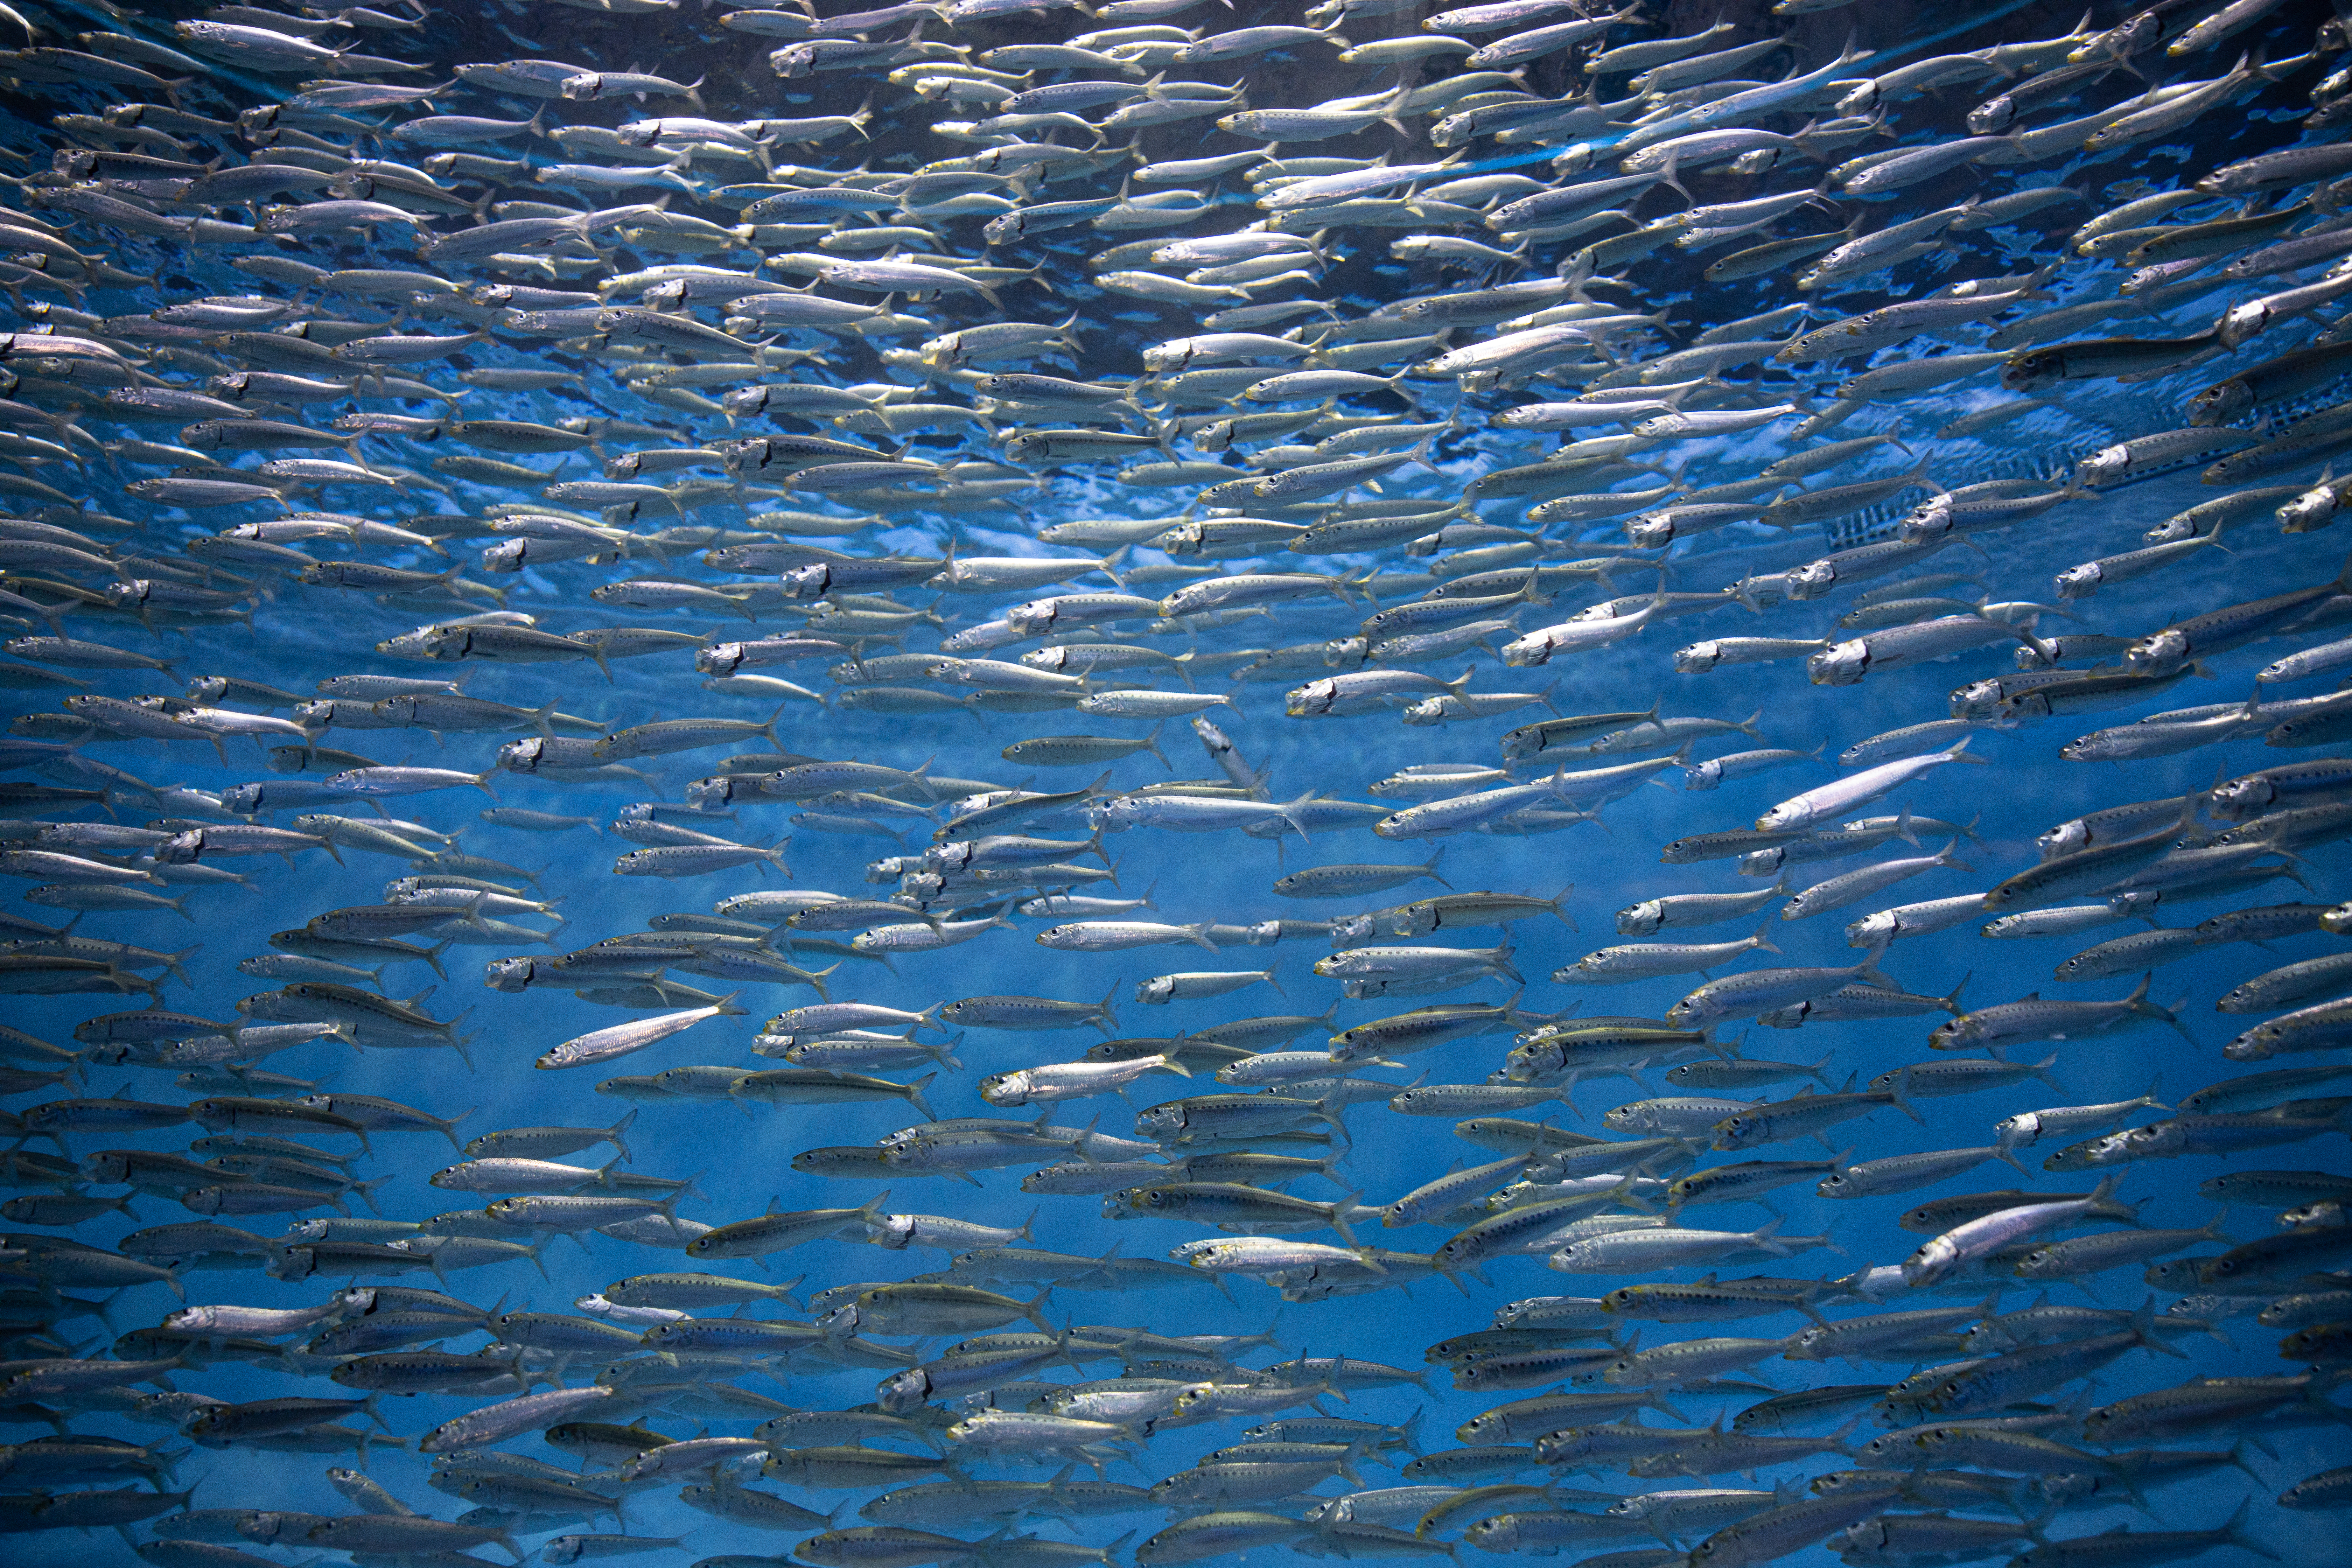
<box><xmin>0</xmin><ymin>0</ymin><xmax>2349</xmax><ymax>1564</ymax></box>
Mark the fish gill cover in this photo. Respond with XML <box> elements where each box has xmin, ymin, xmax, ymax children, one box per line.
<box><xmin>0</xmin><ymin>0</ymin><xmax>2347</xmax><ymax>1563</ymax></box>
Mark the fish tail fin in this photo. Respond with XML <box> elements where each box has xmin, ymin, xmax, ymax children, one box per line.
<box><xmin>1885</xmin><ymin>1065</ymin><xmax>1924</xmax><ymax>1124</ymax></box>
<box><xmin>2225</xmin><ymin>1496</ymin><xmax>2281</xmax><ymax>1560</ymax></box>
<box><xmin>1278</xmin><ymin>789</ymin><xmax>1318</xmax><ymax>842</ymax></box>
<box><xmin>2128</xmin><ymin>1294</ymin><xmax>2188</xmax><ymax>1364</ymax></box>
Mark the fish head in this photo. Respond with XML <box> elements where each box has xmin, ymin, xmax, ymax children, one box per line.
<box><xmin>2283</xmin><ymin>1199</ymin><xmax>2346</xmax><ymax>1231</ymax></box>
<box><xmin>779</xmin><ymin>564</ymin><xmax>831</xmax><ymax>599</ymax></box>
<box><xmin>1807</xmin><ymin>640</ymin><xmax>1868</xmax><ymax>686</ymax></box>
<box><xmin>154</xmin><ymin>830</ymin><xmax>203</xmax><ymax>865</ymax></box>
<box><xmin>497</xmin><ymin>738</ymin><xmax>547</xmax><ymax>772</ymax></box>
<box><xmin>2000</xmin><ymin>690</ymin><xmax>2056</xmax><ymax>725</ymax></box>
<box><xmin>2039</xmin><ymin>1133</ymin><xmax>2120</xmax><ymax>1172</ymax></box>
<box><xmin>1007</xmin><ymin>600</ymin><xmax>1056</xmax><ymax>633</ymax></box>
<box><xmin>1459</xmin><ymin>1516</ymin><xmax>1516</xmax><ymax>1551</ymax></box>
<box><xmin>1533</xmin><ymin>1428</ymin><xmax>1589</xmax><ymax>1464</ymax></box>
<box><xmin>1898</xmin><ymin>1238</ymin><xmax>1957</xmax><ymax>1288</ymax></box>
<box><xmin>1133</xmin><ymin>1185</ymin><xmax>1188</xmax><ymax>1219</ymax></box>
<box><xmin>77</xmin><ymin>1150</ymin><xmax>130</xmax><ymax>1182</ymax></box>
<box><xmin>1815</xmin><ymin>1164</ymin><xmax>1863</xmax><ymax>1197</ymax></box>
<box><xmin>1459</xmin><ymin>1407</ymin><xmax>1532</xmax><ymax>1450</ymax></box>
<box><xmin>1400</xmin><ymin>698</ymin><xmax>1446</xmax><ymax>726</ymax></box>
<box><xmin>2014</xmin><ymin>1245</ymin><xmax>2058</xmax><ymax>1277</ymax></box>
<box><xmin>1999</xmin><ymin>348</ymin><xmax>2065</xmax><ymax>393</ymax></box>
<box><xmin>1965</xmin><ymin>95</ymin><xmax>2016</xmax><ymax>135</ymax></box>
<box><xmin>1846</xmin><ymin>910</ymin><xmax>1898</xmax><ymax>949</ymax></box>
<box><xmin>2050</xmin><ymin>952</ymin><xmax>2096</xmax><ymax>982</ymax></box>
<box><xmin>1626</xmin><ymin>514</ymin><xmax>1678</xmax><ymax>551</ymax></box>
<box><xmin>1090</xmin><ymin>797</ymin><xmax>1147</xmax><ymax>831</ymax></box>
<box><xmin>1499</xmin><ymin>631</ymin><xmax>1549</xmax><ymax>668</ymax></box>
<box><xmin>99</xmin><ymin>579</ymin><xmax>156</xmax><ymax>615</ymax></box>
<box><xmin>2185</xmin><ymin>381</ymin><xmax>2251</xmax><ymax>427</ymax></box>
<box><xmin>2183</xmin><ymin>1251</ymin><xmax>2242</xmax><ymax>1288</ymax></box>
<box><xmin>2204</xmin><ymin>777</ymin><xmax>2273</xmax><ymax>820</ymax></box>
<box><xmin>1950</xmin><ymin>679</ymin><xmax>2009</xmax><ymax>722</ymax></box>
<box><xmin>1615</xmin><ymin>901</ymin><xmax>1667</xmax><ymax>937</ymax></box>
<box><xmin>2052</xmin><ymin>564</ymin><xmax>2101</xmax><ymax>601</ymax></box>
<box><xmin>2218</xmin><ymin>300</ymin><xmax>2272</xmax><ymax>351</ymax></box>
<box><xmin>1672</xmin><ymin>642</ymin><xmax>1723</xmax><ymax>674</ymax></box>
<box><xmin>2280</xmin><ymin>486</ymin><xmax>2341</xmax><ymax>534</ymax></box>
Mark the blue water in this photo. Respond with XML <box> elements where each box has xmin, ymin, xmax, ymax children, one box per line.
<box><xmin>1</xmin><ymin>0</ymin><xmax>2348</xmax><ymax>1563</ymax></box>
